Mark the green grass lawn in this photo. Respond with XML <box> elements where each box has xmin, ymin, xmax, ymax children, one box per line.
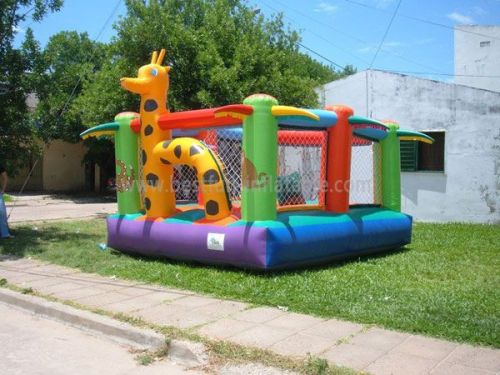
<box><xmin>1</xmin><ymin>219</ymin><xmax>499</xmax><ymax>347</ymax></box>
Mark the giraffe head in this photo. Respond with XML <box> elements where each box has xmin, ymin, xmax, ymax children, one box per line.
<box><xmin>120</xmin><ymin>49</ymin><xmax>170</xmax><ymax>97</ymax></box>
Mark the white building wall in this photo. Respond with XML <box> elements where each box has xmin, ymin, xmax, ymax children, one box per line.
<box><xmin>318</xmin><ymin>70</ymin><xmax>500</xmax><ymax>224</ymax></box>
<box><xmin>319</xmin><ymin>71</ymin><xmax>369</xmax><ymax>114</ymax></box>
<box><xmin>454</xmin><ymin>25</ymin><xmax>500</xmax><ymax>92</ymax></box>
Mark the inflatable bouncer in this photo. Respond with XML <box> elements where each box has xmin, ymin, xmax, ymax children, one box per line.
<box><xmin>81</xmin><ymin>49</ymin><xmax>433</xmax><ymax>270</ymax></box>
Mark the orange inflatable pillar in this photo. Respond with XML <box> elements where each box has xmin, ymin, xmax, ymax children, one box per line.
<box><xmin>325</xmin><ymin>105</ymin><xmax>353</xmax><ymax>213</ymax></box>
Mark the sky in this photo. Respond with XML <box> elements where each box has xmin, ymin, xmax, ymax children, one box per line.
<box><xmin>13</xmin><ymin>0</ymin><xmax>500</xmax><ymax>82</ymax></box>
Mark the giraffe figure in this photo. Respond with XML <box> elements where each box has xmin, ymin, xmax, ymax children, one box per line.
<box><xmin>120</xmin><ymin>49</ymin><xmax>176</xmax><ymax>218</ymax></box>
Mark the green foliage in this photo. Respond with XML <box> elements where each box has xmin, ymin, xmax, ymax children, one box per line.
<box><xmin>305</xmin><ymin>355</ymin><xmax>330</xmax><ymax>375</ymax></box>
<box><xmin>76</xmin><ymin>0</ymin><xmax>343</xmax><ymax>124</ymax></box>
<box><xmin>34</xmin><ymin>31</ymin><xmax>106</xmax><ymax>142</ymax></box>
<box><xmin>73</xmin><ymin>52</ymin><xmax>138</xmax><ymax>126</ymax></box>
<box><xmin>81</xmin><ymin>138</ymin><xmax>116</xmax><ymax>174</ymax></box>
<box><xmin>135</xmin><ymin>352</ymin><xmax>154</xmax><ymax>366</ymax></box>
<box><xmin>4</xmin><ymin>0</ymin><xmax>352</xmax><ymax>174</ymax></box>
<box><xmin>0</xmin><ymin>0</ymin><xmax>63</xmax><ymax>56</ymax></box>
<box><xmin>0</xmin><ymin>0</ymin><xmax>63</xmax><ymax>175</ymax></box>
<box><xmin>72</xmin><ymin>0</ymin><xmax>348</xmax><ymax>171</ymax></box>
<box><xmin>0</xmin><ymin>28</ymin><xmax>41</xmax><ymax>173</ymax></box>
<box><xmin>21</xmin><ymin>287</ymin><xmax>34</xmax><ymax>294</ymax></box>
<box><xmin>30</xmin><ymin>30</ymin><xmax>111</xmax><ymax>171</ymax></box>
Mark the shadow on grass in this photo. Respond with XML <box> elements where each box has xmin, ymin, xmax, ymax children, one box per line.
<box><xmin>115</xmin><ymin>245</ymin><xmax>411</xmax><ymax>278</ymax></box>
<box><xmin>0</xmin><ymin>221</ymin><xmax>411</xmax><ymax>279</ymax></box>
<box><xmin>0</xmin><ymin>225</ymin><xmax>102</xmax><ymax>259</ymax></box>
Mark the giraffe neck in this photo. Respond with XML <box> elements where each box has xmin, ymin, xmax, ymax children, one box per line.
<box><xmin>138</xmin><ymin>94</ymin><xmax>175</xmax><ymax>218</ymax></box>
<box><xmin>140</xmin><ymin>95</ymin><xmax>167</xmax><ymax>119</ymax></box>
<box><xmin>138</xmin><ymin>94</ymin><xmax>170</xmax><ymax>150</ymax></box>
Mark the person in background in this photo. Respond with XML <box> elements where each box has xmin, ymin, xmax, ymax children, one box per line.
<box><xmin>0</xmin><ymin>164</ymin><xmax>14</xmax><ymax>239</ymax></box>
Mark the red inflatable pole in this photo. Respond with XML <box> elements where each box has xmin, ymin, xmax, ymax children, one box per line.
<box><xmin>325</xmin><ymin>105</ymin><xmax>353</xmax><ymax>213</ymax></box>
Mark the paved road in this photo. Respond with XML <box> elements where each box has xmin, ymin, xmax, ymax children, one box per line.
<box><xmin>0</xmin><ymin>303</ymin><xmax>200</xmax><ymax>375</ymax></box>
<box><xmin>6</xmin><ymin>194</ymin><xmax>117</xmax><ymax>223</ymax></box>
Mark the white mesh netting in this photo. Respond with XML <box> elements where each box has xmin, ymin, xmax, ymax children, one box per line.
<box><xmin>204</xmin><ymin>129</ymin><xmax>242</xmax><ymax>204</ymax></box>
<box><xmin>170</xmin><ymin>128</ymin><xmax>328</xmax><ymax>207</ymax></box>
<box><xmin>173</xmin><ymin>165</ymin><xmax>198</xmax><ymax>202</ymax></box>
<box><xmin>349</xmin><ymin>127</ymin><xmax>382</xmax><ymax>205</ymax></box>
<box><xmin>277</xmin><ymin>130</ymin><xmax>327</xmax><ymax>207</ymax></box>
<box><xmin>139</xmin><ymin>126</ymin><xmax>380</xmax><ymax>208</ymax></box>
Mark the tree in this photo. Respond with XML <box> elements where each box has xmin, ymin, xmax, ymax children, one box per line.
<box><xmin>70</xmin><ymin>54</ymin><xmax>137</xmax><ymax>187</ymax></box>
<box><xmin>0</xmin><ymin>0</ymin><xmax>63</xmax><ymax>174</ymax></box>
<box><xmin>31</xmin><ymin>31</ymin><xmax>118</xmax><ymax>189</ymax></box>
<box><xmin>73</xmin><ymin>51</ymin><xmax>138</xmax><ymax>127</ymax></box>
<box><xmin>76</xmin><ymin>0</ymin><xmax>348</xmax><ymax>127</ymax></box>
<box><xmin>33</xmin><ymin>31</ymin><xmax>106</xmax><ymax>142</ymax></box>
<box><xmin>0</xmin><ymin>0</ymin><xmax>63</xmax><ymax>56</ymax></box>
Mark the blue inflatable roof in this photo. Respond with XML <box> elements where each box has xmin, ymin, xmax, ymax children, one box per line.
<box><xmin>277</xmin><ymin>109</ymin><xmax>338</xmax><ymax>128</ymax></box>
<box><xmin>353</xmin><ymin>127</ymin><xmax>388</xmax><ymax>142</ymax></box>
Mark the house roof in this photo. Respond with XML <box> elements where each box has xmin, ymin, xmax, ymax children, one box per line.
<box><xmin>322</xmin><ymin>69</ymin><xmax>500</xmax><ymax>95</ymax></box>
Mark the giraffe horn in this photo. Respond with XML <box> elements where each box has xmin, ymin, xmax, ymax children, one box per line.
<box><xmin>157</xmin><ymin>49</ymin><xmax>166</xmax><ymax>65</ymax></box>
<box><xmin>151</xmin><ymin>50</ymin><xmax>158</xmax><ymax>64</ymax></box>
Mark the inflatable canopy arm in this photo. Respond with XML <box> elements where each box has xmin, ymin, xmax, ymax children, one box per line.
<box><xmin>214</xmin><ymin>104</ymin><xmax>254</xmax><ymax>120</ymax></box>
<box><xmin>348</xmin><ymin>116</ymin><xmax>389</xmax><ymax>129</ymax></box>
<box><xmin>348</xmin><ymin>116</ymin><xmax>390</xmax><ymax>142</ymax></box>
<box><xmin>275</xmin><ymin>109</ymin><xmax>337</xmax><ymax>128</ymax></box>
<box><xmin>352</xmin><ymin>127</ymin><xmax>388</xmax><ymax>141</ymax></box>
<box><xmin>158</xmin><ymin>105</ymin><xmax>253</xmax><ymax>131</ymax></box>
<box><xmin>80</xmin><ymin>122</ymin><xmax>119</xmax><ymax>140</ymax></box>
<box><xmin>271</xmin><ymin>106</ymin><xmax>318</xmax><ymax>120</ymax></box>
<box><xmin>158</xmin><ymin>104</ymin><xmax>324</xmax><ymax>132</ymax></box>
<box><xmin>397</xmin><ymin>129</ymin><xmax>434</xmax><ymax>144</ymax></box>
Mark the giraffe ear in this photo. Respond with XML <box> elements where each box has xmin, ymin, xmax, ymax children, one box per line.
<box><xmin>164</xmin><ymin>65</ymin><xmax>171</xmax><ymax>73</ymax></box>
<box><xmin>156</xmin><ymin>49</ymin><xmax>166</xmax><ymax>65</ymax></box>
<box><xmin>151</xmin><ymin>50</ymin><xmax>158</xmax><ymax>64</ymax></box>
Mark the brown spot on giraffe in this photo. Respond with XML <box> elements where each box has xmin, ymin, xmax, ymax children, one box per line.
<box><xmin>205</xmin><ymin>200</ymin><xmax>219</xmax><ymax>216</ymax></box>
<box><xmin>174</xmin><ymin>145</ymin><xmax>182</xmax><ymax>159</ymax></box>
<box><xmin>144</xmin><ymin>124</ymin><xmax>154</xmax><ymax>136</ymax></box>
<box><xmin>144</xmin><ymin>197</ymin><xmax>151</xmax><ymax>210</ymax></box>
<box><xmin>203</xmin><ymin>169</ymin><xmax>220</xmax><ymax>185</ymax></box>
<box><xmin>146</xmin><ymin>173</ymin><xmax>159</xmax><ymax>187</ymax></box>
<box><xmin>144</xmin><ymin>99</ymin><xmax>158</xmax><ymax>112</ymax></box>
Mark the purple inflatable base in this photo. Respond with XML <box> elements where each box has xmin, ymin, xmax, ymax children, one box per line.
<box><xmin>106</xmin><ymin>208</ymin><xmax>412</xmax><ymax>270</ymax></box>
<box><xmin>107</xmin><ymin>216</ymin><xmax>268</xmax><ymax>269</ymax></box>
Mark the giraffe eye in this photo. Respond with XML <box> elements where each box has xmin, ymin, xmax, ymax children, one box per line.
<box><xmin>151</xmin><ymin>68</ymin><xmax>158</xmax><ymax>76</ymax></box>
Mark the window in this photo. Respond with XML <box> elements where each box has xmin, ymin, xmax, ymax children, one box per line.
<box><xmin>400</xmin><ymin>141</ymin><xmax>418</xmax><ymax>172</ymax></box>
<box><xmin>480</xmin><ymin>41</ymin><xmax>491</xmax><ymax>47</ymax></box>
<box><xmin>400</xmin><ymin>131</ymin><xmax>445</xmax><ymax>172</ymax></box>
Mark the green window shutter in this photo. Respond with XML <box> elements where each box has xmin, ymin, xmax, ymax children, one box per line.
<box><xmin>400</xmin><ymin>141</ymin><xmax>418</xmax><ymax>172</ymax></box>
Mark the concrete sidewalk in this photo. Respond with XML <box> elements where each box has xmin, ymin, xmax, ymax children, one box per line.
<box><xmin>0</xmin><ymin>257</ymin><xmax>498</xmax><ymax>375</ymax></box>
<box><xmin>6</xmin><ymin>194</ymin><xmax>116</xmax><ymax>223</ymax></box>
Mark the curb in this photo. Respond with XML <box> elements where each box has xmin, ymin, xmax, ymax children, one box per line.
<box><xmin>0</xmin><ymin>287</ymin><xmax>165</xmax><ymax>349</ymax></box>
